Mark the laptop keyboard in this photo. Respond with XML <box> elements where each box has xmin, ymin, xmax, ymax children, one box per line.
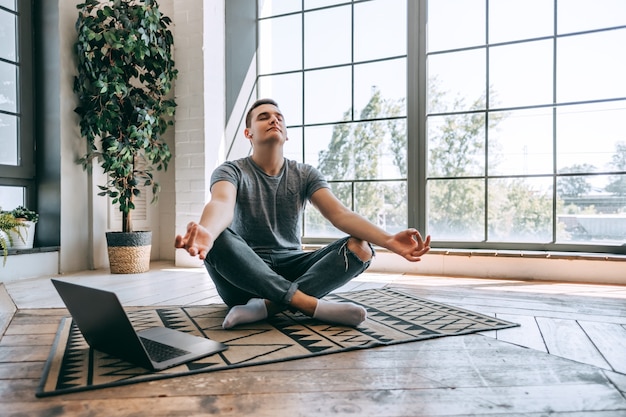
<box><xmin>140</xmin><ymin>337</ymin><xmax>191</xmax><ymax>363</ymax></box>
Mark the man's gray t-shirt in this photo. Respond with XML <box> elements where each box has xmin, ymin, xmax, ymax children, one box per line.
<box><xmin>210</xmin><ymin>157</ymin><xmax>328</xmax><ymax>252</ymax></box>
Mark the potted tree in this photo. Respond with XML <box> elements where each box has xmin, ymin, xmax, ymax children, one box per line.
<box><xmin>73</xmin><ymin>0</ymin><xmax>177</xmax><ymax>273</ymax></box>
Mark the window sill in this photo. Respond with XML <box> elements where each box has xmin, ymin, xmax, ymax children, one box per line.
<box><xmin>424</xmin><ymin>248</ymin><xmax>626</xmax><ymax>262</ymax></box>
<box><xmin>302</xmin><ymin>244</ymin><xmax>626</xmax><ymax>262</ymax></box>
<box><xmin>4</xmin><ymin>246</ymin><xmax>60</xmax><ymax>256</ymax></box>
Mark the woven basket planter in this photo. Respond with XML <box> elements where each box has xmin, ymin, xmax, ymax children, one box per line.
<box><xmin>105</xmin><ymin>231</ymin><xmax>152</xmax><ymax>274</ymax></box>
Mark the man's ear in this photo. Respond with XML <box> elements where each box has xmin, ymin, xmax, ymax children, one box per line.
<box><xmin>244</xmin><ymin>128</ymin><xmax>252</xmax><ymax>139</ymax></box>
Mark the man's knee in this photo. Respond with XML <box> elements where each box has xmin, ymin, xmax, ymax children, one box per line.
<box><xmin>346</xmin><ymin>237</ymin><xmax>373</xmax><ymax>262</ymax></box>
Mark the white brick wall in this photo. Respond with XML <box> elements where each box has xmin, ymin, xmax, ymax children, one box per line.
<box><xmin>174</xmin><ymin>0</ymin><xmax>226</xmax><ymax>267</ymax></box>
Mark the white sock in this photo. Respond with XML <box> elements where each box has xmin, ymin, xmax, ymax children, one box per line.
<box><xmin>222</xmin><ymin>298</ymin><xmax>268</xmax><ymax>329</ymax></box>
<box><xmin>313</xmin><ymin>300</ymin><xmax>367</xmax><ymax>327</ymax></box>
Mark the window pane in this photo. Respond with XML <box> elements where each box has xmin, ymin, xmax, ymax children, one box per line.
<box><xmin>354</xmin><ymin>0</ymin><xmax>406</xmax><ymax>62</ymax></box>
<box><xmin>558</xmin><ymin>0</ymin><xmax>626</xmax><ymax>34</ymax></box>
<box><xmin>304</xmin><ymin>66</ymin><xmax>351</xmax><ymax>124</ymax></box>
<box><xmin>0</xmin><ymin>113</ymin><xmax>17</xmax><ymax>165</ymax></box>
<box><xmin>0</xmin><ymin>0</ymin><xmax>15</xmax><ymax>10</ymax></box>
<box><xmin>304</xmin><ymin>0</ymin><xmax>348</xmax><ymax>10</ymax></box>
<box><xmin>355</xmin><ymin>181</ymin><xmax>407</xmax><ymax>233</ymax></box>
<box><xmin>557</xmin><ymin>102</ymin><xmax>626</xmax><ymax>173</ymax></box>
<box><xmin>303</xmin><ymin>125</ymin><xmax>332</xmax><ymax>167</ymax></box>
<box><xmin>0</xmin><ymin>60</ymin><xmax>17</xmax><ymax>112</ymax></box>
<box><xmin>304</xmin><ymin>5</ymin><xmax>350</xmax><ymax>68</ymax></box>
<box><xmin>428</xmin><ymin>114</ymin><xmax>486</xmax><ymax>177</ymax></box>
<box><xmin>0</xmin><ymin>10</ymin><xmax>16</xmax><ymax>61</ymax></box>
<box><xmin>427</xmin><ymin>49</ymin><xmax>486</xmax><ymax>113</ymax></box>
<box><xmin>488</xmin><ymin>177</ymin><xmax>553</xmax><ymax>242</ymax></box>
<box><xmin>305</xmin><ymin>181</ymin><xmax>350</xmax><ymax>238</ymax></box>
<box><xmin>258</xmin><ymin>0</ymin><xmax>301</xmax><ymax>18</ymax></box>
<box><xmin>354</xmin><ymin>58</ymin><xmax>406</xmax><ymax>120</ymax></box>
<box><xmin>306</xmin><ymin>120</ymin><xmax>406</xmax><ymax>181</ymax></box>
<box><xmin>258</xmin><ymin>73</ymin><xmax>303</xmax><ymax>125</ymax></box>
<box><xmin>428</xmin><ymin>0</ymin><xmax>485</xmax><ymax>52</ymax></box>
<box><xmin>558</xmin><ymin>174</ymin><xmax>626</xmax><ymax>244</ymax></box>
<box><xmin>284</xmin><ymin>127</ymin><xmax>303</xmax><ymax>163</ymax></box>
<box><xmin>490</xmin><ymin>40</ymin><xmax>553</xmax><ymax>108</ymax></box>
<box><xmin>557</xmin><ymin>29</ymin><xmax>626</xmax><ymax>103</ymax></box>
<box><xmin>0</xmin><ymin>185</ymin><xmax>24</xmax><ymax>210</ymax></box>
<box><xmin>558</xmin><ymin>174</ymin><xmax>596</xmax><ymax>200</ymax></box>
<box><xmin>428</xmin><ymin>178</ymin><xmax>485</xmax><ymax>240</ymax></box>
<box><xmin>258</xmin><ymin>14</ymin><xmax>302</xmax><ymax>74</ymax></box>
<box><xmin>489</xmin><ymin>0</ymin><xmax>553</xmax><ymax>43</ymax></box>
<box><xmin>305</xmin><ymin>180</ymin><xmax>408</xmax><ymax>236</ymax></box>
<box><xmin>489</xmin><ymin>108</ymin><xmax>554</xmax><ymax>176</ymax></box>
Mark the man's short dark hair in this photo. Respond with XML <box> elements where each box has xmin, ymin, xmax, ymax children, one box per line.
<box><xmin>245</xmin><ymin>98</ymin><xmax>280</xmax><ymax>128</ymax></box>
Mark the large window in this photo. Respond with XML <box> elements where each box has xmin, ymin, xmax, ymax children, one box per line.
<box><xmin>256</xmin><ymin>0</ymin><xmax>625</xmax><ymax>253</ymax></box>
<box><xmin>0</xmin><ymin>0</ymin><xmax>34</xmax><ymax>213</ymax></box>
<box><xmin>425</xmin><ymin>0</ymin><xmax>626</xmax><ymax>252</ymax></box>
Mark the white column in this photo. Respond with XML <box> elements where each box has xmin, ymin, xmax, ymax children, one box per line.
<box><xmin>174</xmin><ymin>0</ymin><xmax>226</xmax><ymax>267</ymax></box>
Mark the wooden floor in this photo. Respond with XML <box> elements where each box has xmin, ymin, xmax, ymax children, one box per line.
<box><xmin>1</xmin><ymin>261</ymin><xmax>626</xmax><ymax>416</ymax></box>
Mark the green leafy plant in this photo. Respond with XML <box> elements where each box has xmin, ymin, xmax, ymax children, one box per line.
<box><xmin>9</xmin><ymin>206</ymin><xmax>39</xmax><ymax>223</ymax></box>
<box><xmin>0</xmin><ymin>210</ymin><xmax>25</xmax><ymax>266</ymax></box>
<box><xmin>73</xmin><ymin>0</ymin><xmax>177</xmax><ymax>232</ymax></box>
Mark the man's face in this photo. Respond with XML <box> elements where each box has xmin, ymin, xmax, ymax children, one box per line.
<box><xmin>245</xmin><ymin>104</ymin><xmax>287</xmax><ymax>144</ymax></box>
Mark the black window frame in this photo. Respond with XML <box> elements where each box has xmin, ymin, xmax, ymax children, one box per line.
<box><xmin>413</xmin><ymin>0</ymin><xmax>626</xmax><ymax>255</ymax></box>
<box><xmin>0</xmin><ymin>0</ymin><xmax>36</xmax><ymax>211</ymax></box>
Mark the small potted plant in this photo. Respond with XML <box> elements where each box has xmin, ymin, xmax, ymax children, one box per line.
<box><xmin>0</xmin><ymin>209</ymin><xmax>26</xmax><ymax>266</ymax></box>
<box><xmin>7</xmin><ymin>206</ymin><xmax>39</xmax><ymax>250</ymax></box>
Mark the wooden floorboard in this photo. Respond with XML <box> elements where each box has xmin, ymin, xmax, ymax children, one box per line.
<box><xmin>0</xmin><ymin>283</ymin><xmax>16</xmax><ymax>337</ymax></box>
<box><xmin>578</xmin><ymin>321</ymin><xmax>626</xmax><ymax>374</ymax></box>
<box><xmin>493</xmin><ymin>313</ymin><xmax>547</xmax><ymax>352</ymax></box>
<box><xmin>536</xmin><ymin>317</ymin><xmax>612</xmax><ymax>369</ymax></box>
<box><xmin>1</xmin><ymin>262</ymin><xmax>626</xmax><ymax>416</ymax></box>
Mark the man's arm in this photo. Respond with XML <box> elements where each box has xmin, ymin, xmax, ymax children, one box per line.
<box><xmin>310</xmin><ymin>188</ymin><xmax>430</xmax><ymax>262</ymax></box>
<box><xmin>174</xmin><ymin>181</ymin><xmax>237</xmax><ymax>260</ymax></box>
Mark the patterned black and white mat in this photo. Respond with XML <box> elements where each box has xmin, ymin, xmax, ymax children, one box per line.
<box><xmin>36</xmin><ymin>288</ymin><xmax>518</xmax><ymax>397</ymax></box>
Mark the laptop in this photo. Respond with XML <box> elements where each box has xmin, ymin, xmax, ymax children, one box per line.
<box><xmin>51</xmin><ymin>279</ymin><xmax>228</xmax><ymax>371</ymax></box>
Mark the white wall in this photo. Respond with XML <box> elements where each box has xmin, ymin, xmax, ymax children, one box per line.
<box><xmin>369</xmin><ymin>251</ymin><xmax>626</xmax><ymax>286</ymax></box>
<box><xmin>59</xmin><ymin>0</ymin><xmax>94</xmax><ymax>273</ymax></box>
<box><xmin>173</xmin><ymin>0</ymin><xmax>226</xmax><ymax>268</ymax></box>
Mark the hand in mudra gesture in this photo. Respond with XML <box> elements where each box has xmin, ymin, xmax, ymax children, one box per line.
<box><xmin>385</xmin><ymin>228</ymin><xmax>431</xmax><ymax>262</ymax></box>
<box><xmin>174</xmin><ymin>222</ymin><xmax>215</xmax><ymax>260</ymax></box>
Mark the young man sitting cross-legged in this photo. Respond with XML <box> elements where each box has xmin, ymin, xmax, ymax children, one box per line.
<box><xmin>175</xmin><ymin>99</ymin><xmax>431</xmax><ymax>329</ymax></box>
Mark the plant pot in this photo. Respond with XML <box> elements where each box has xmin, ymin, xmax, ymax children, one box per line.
<box><xmin>0</xmin><ymin>230</ymin><xmax>8</xmax><ymax>249</ymax></box>
<box><xmin>105</xmin><ymin>231</ymin><xmax>152</xmax><ymax>274</ymax></box>
<box><xmin>8</xmin><ymin>220</ymin><xmax>36</xmax><ymax>249</ymax></box>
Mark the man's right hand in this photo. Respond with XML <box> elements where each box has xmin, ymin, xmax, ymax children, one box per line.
<box><xmin>174</xmin><ymin>222</ymin><xmax>214</xmax><ymax>260</ymax></box>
